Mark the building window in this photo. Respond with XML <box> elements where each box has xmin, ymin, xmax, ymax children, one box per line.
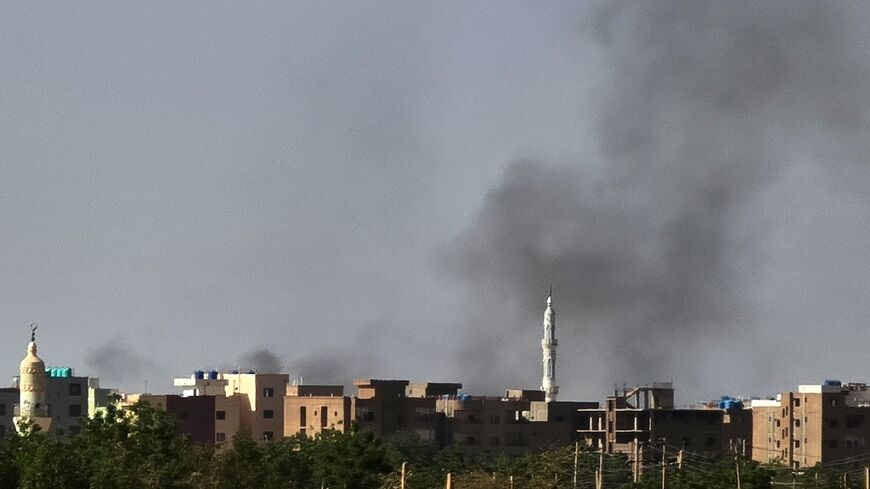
<box><xmin>846</xmin><ymin>415</ymin><xmax>864</xmax><ymax>428</ymax></box>
<box><xmin>263</xmin><ymin>388</ymin><xmax>274</xmax><ymax>398</ymax></box>
<box><xmin>263</xmin><ymin>410</ymin><xmax>274</xmax><ymax>419</ymax></box>
<box><xmin>216</xmin><ymin>433</ymin><xmax>226</xmax><ymax>443</ymax></box>
<box><xmin>0</xmin><ymin>404</ymin><xmax>5</xmax><ymax>416</ymax></box>
<box><xmin>69</xmin><ymin>383</ymin><xmax>82</xmax><ymax>396</ymax></box>
<box><xmin>794</xmin><ymin>440</ymin><xmax>801</xmax><ymax>449</ymax></box>
<box><xmin>829</xmin><ymin>439</ymin><xmax>838</xmax><ymax>448</ymax></box>
<box><xmin>216</xmin><ymin>410</ymin><xmax>226</xmax><ymax>421</ymax></box>
<box><xmin>795</xmin><ymin>419</ymin><xmax>801</xmax><ymax>428</ymax></box>
<box><xmin>794</xmin><ymin>398</ymin><xmax>800</xmax><ymax>407</ymax></box>
<box><xmin>359</xmin><ymin>409</ymin><xmax>375</xmax><ymax>422</ymax></box>
<box><xmin>263</xmin><ymin>431</ymin><xmax>274</xmax><ymax>441</ymax></box>
<box><xmin>300</xmin><ymin>406</ymin><xmax>307</xmax><ymax>426</ymax></box>
<box><xmin>321</xmin><ymin>406</ymin><xmax>328</xmax><ymax>428</ymax></box>
<box><xmin>68</xmin><ymin>404</ymin><xmax>82</xmax><ymax>417</ymax></box>
<box><xmin>829</xmin><ymin>419</ymin><xmax>839</xmax><ymax>428</ymax></box>
<box><xmin>831</xmin><ymin>399</ymin><xmax>838</xmax><ymax>407</ymax></box>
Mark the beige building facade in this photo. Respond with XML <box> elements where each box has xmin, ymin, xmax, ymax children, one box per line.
<box><xmin>284</xmin><ymin>385</ymin><xmax>352</xmax><ymax>438</ymax></box>
<box><xmin>751</xmin><ymin>382</ymin><xmax>870</xmax><ymax>468</ymax></box>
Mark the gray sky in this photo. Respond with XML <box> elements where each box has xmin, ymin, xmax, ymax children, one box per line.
<box><xmin>2</xmin><ymin>2</ymin><xmax>870</xmax><ymax>404</ymax></box>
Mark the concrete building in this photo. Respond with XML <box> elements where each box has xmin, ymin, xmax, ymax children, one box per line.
<box><xmin>354</xmin><ymin>379</ymin><xmax>454</xmax><ymax>445</ymax></box>
<box><xmin>0</xmin><ymin>388</ymin><xmax>17</xmax><ymax>438</ymax></box>
<box><xmin>284</xmin><ymin>385</ymin><xmax>352</xmax><ymax>438</ymax></box>
<box><xmin>437</xmin><ymin>389</ymin><xmax>597</xmax><ymax>456</ymax></box>
<box><xmin>576</xmin><ymin>384</ymin><xmax>752</xmax><ymax>461</ymax></box>
<box><xmin>751</xmin><ymin>381</ymin><xmax>870</xmax><ymax>468</ymax></box>
<box><xmin>43</xmin><ymin>368</ymin><xmax>89</xmax><ymax>436</ymax></box>
<box><xmin>88</xmin><ymin>378</ymin><xmax>118</xmax><ymax>418</ymax></box>
<box><xmin>173</xmin><ymin>370</ymin><xmax>288</xmax><ymax>443</ymax></box>
<box><xmin>121</xmin><ymin>392</ymin><xmax>242</xmax><ymax>449</ymax></box>
<box><xmin>221</xmin><ymin>372</ymin><xmax>287</xmax><ymax>442</ymax></box>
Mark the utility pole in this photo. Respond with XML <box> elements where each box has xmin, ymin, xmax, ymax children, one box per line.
<box><xmin>573</xmin><ymin>442</ymin><xmax>579</xmax><ymax>489</ymax></box>
<box><xmin>599</xmin><ymin>449</ymin><xmax>604</xmax><ymax>489</ymax></box>
<box><xmin>864</xmin><ymin>466</ymin><xmax>869</xmax><ymax>489</ymax></box>
<box><xmin>632</xmin><ymin>441</ymin><xmax>639</xmax><ymax>483</ymax></box>
<box><xmin>639</xmin><ymin>444</ymin><xmax>644</xmax><ymax>479</ymax></box>
<box><xmin>509</xmin><ymin>475</ymin><xmax>514</xmax><ymax>489</ymax></box>
<box><xmin>400</xmin><ymin>462</ymin><xmax>406</xmax><ymax>489</ymax></box>
<box><xmin>661</xmin><ymin>444</ymin><xmax>667</xmax><ymax>489</ymax></box>
<box><xmin>677</xmin><ymin>449</ymin><xmax>683</xmax><ymax>470</ymax></box>
<box><xmin>735</xmin><ymin>457</ymin><xmax>741</xmax><ymax>489</ymax></box>
<box><xmin>445</xmin><ymin>472</ymin><xmax>452</xmax><ymax>489</ymax></box>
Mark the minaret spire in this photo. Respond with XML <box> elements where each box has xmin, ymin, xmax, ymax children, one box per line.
<box><xmin>541</xmin><ymin>289</ymin><xmax>558</xmax><ymax>402</ymax></box>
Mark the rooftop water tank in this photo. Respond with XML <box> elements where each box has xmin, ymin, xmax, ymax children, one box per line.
<box><xmin>208</xmin><ymin>370</ymin><xmax>218</xmax><ymax>380</ymax></box>
<box><xmin>194</xmin><ymin>370</ymin><xmax>205</xmax><ymax>380</ymax></box>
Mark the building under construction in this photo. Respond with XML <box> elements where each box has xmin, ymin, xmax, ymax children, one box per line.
<box><xmin>576</xmin><ymin>383</ymin><xmax>752</xmax><ymax>462</ymax></box>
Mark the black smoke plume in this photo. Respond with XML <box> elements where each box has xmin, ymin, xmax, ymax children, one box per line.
<box><xmin>444</xmin><ymin>1</ymin><xmax>870</xmax><ymax>399</ymax></box>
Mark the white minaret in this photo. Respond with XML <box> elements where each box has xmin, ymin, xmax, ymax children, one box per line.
<box><xmin>541</xmin><ymin>289</ymin><xmax>559</xmax><ymax>402</ymax></box>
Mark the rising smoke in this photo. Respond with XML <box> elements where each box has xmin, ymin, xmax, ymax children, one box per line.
<box><xmin>85</xmin><ymin>338</ymin><xmax>157</xmax><ymax>390</ymax></box>
<box><xmin>443</xmin><ymin>1</ymin><xmax>870</xmax><ymax>399</ymax></box>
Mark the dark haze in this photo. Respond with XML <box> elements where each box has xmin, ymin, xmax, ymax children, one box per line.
<box><xmin>444</xmin><ymin>1</ymin><xmax>870</xmax><ymax>399</ymax></box>
<box><xmin>85</xmin><ymin>339</ymin><xmax>157</xmax><ymax>388</ymax></box>
<box><xmin>240</xmin><ymin>348</ymin><xmax>283</xmax><ymax>375</ymax></box>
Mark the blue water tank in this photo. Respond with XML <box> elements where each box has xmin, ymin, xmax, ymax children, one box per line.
<box><xmin>718</xmin><ymin>398</ymin><xmax>744</xmax><ymax>411</ymax></box>
<box><xmin>194</xmin><ymin>370</ymin><xmax>205</xmax><ymax>380</ymax></box>
<box><xmin>209</xmin><ymin>370</ymin><xmax>219</xmax><ymax>380</ymax></box>
<box><xmin>824</xmin><ymin>379</ymin><xmax>842</xmax><ymax>387</ymax></box>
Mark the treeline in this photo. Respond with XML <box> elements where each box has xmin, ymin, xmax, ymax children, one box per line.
<box><xmin>0</xmin><ymin>403</ymin><xmax>860</xmax><ymax>489</ymax></box>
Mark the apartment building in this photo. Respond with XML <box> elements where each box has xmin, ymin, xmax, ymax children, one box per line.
<box><xmin>354</xmin><ymin>379</ymin><xmax>456</xmax><ymax>445</ymax></box>
<box><xmin>751</xmin><ymin>381</ymin><xmax>870</xmax><ymax>468</ymax></box>
<box><xmin>121</xmin><ymin>391</ymin><xmax>243</xmax><ymax>449</ymax></box>
<box><xmin>576</xmin><ymin>384</ymin><xmax>752</xmax><ymax>461</ymax></box>
<box><xmin>436</xmin><ymin>389</ymin><xmax>597</xmax><ymax>456</ymax></box>
<box><xmin>172</xmin><ymin>370</ymin><xmax>288</xmax><ymax>443</ymax></box>
<box><xmin>284</xmin><ymin>385</ymin><xmax>352</xmax><ymax>437</ymax></box>
<box><xmin>221</xmin><ymin>372</ymin><xmax>287</xmax><ymax>442</ymax></box>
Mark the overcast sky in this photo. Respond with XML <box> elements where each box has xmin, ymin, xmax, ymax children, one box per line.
<box><xmin>3</xmin><ymin>2</ymin><xmax>870</xmax><ymax>404</ymax></box>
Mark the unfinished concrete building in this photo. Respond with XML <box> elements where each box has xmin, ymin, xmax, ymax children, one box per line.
<box><xmin>576</xmin><ymin>384</ymin><xmax>752</xmax><ymax>461</ymax></box>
